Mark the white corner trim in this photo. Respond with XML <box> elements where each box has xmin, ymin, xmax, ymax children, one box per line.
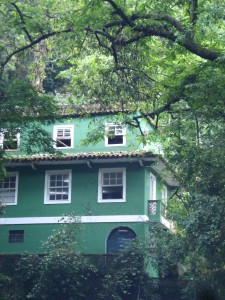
<box><xmin>161</xmin><ymin>216</ymin><xmax>174</xmax><ymax>230</ymax></box>
<box><xmin>0</xmin><ymin>215</ymin><xmax>149</xmax><ymax>225</ymax></box>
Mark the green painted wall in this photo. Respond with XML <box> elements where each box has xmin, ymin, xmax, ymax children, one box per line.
<box><xmin>0</xmin><ymin>222</ymin><xmax>147</xmax><ymax>255</ymax></box>
<box><xmin>4</xmin><ymin>162</ymin><xmax>146</xmax><ymax>218</ymax></box>
<box><xmin>9</xmin><ymin>113</ymin><xmax>147</xmax><ymax>156</ymax></box>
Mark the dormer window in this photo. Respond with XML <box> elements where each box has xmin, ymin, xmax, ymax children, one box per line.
<box><xmin>0</xmin><ymin>129</ymin><xmax>20</xmax><ymax>151</ymax></box>
<box><xmin>53</xmin><ymin>125</ymin><xmax>74</xmax><ymax>149</ymax></box>
<box><xmin>105</xmin><ymin>124</ymin><xmax>126</xmax><ymax>146</ymax></box>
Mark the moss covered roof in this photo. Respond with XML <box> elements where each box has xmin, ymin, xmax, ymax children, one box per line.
<box><xmin>7</xmin><ymin>150</ymin><xmax>156</xmax><ymax>164</ymax></box>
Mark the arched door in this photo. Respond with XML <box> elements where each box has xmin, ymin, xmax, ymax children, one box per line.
<box><xmin>106</xmin><ymin>227</ymin><xmax>136</xmax><ymax>253</ymax></box>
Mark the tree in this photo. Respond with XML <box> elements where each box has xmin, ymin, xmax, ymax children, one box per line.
<box><xmin>1</xmin><ymin>0</ymin><xmax>225</xmax><ymax>297</ymax></box>
<box><xmin>0</xmin><ymin>2</ymin><xmax>60</xmax><ymax>189</ymax></box>
<box><xmin>13</xmin><ymin>218</ymin><xmax>98</xmax><ymax>300</ymax></box>
<box><xmin>10</xmin><ymin>220</ymin><xmax>158</xmax><ymax>300</ymax></box>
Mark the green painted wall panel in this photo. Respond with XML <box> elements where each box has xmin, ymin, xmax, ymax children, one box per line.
<box><xmin>3</xmin><ymin>163</ymin><xmax>146</xmax><ymax>218</ymax></box>
<box><xmin>9</xmin><ymin>114</ymin><xmax>146</xmax><ymax>156</ymax></box>
<box><xmin>0</xmin><ymin>222</ymin><xmax>147</xmax><ymax>255</ymax></box>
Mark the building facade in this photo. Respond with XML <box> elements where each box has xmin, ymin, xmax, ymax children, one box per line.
<box><xmin>0</xmin><ymin>110</ymin><xmax>177</xmax><ymax>263</ymax></box>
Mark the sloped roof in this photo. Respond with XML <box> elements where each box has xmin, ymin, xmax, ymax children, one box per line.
<box><xmin>7</xmin><ymin>150</ymin><xmax>156</xmax><ymax>163</ymax></box>
<box><xmin>58</xmin><ymin>104</ymin><xmax>131</xmax><ymax>117</ymax></box>
<box><xmin>6</xmin><ymin>150</ymin><xmax>179</xmax><ymax>187</ymax></box>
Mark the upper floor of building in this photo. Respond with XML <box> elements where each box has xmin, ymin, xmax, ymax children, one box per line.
<box><xmin>0</xmin><ymin>108</ymin><xmax>158</xmax><ymax>156</ymax></box>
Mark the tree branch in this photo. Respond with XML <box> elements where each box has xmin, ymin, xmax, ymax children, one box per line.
<box><xmin>10</xmin><ymin>2</ymin><xmax>33</xmax><ymax>43</ymax></box>
<box><xmin>102</xmin><ymin>1</ymin><xmax>221</xmax><ymax>61</ymax></box>
<box><xmin>104</xmin><ymin>0</ymin><xmax>135</xmax><ymax>27</ymax></box>
<box><xmin>1</xmin><ymin>29</ymin><xmax>72</xmax><ymax>70</ymax></box>
<box><xmin>132</xmin><ymin>25</ymin><xmax>220</xmax><ymax>61</ymax></box>
<box><xmin>190</xmin><ymin>0</ymin><xmax>198</xmax><ymax>28</ymax></box>
<box><xmin>104</xmin><ymin>13</ymin><xmax>185</xmax><ymax>33</ymax></box>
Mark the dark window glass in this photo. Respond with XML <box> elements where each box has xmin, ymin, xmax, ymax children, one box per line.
<box><xmin>108</xmin><ymin>135</ymin><xmax>123</xmax><ymax>145</ymax></box>
<box><xmin>8</xmin><ymin>230</ymin><xmax>24</xmax><ymax>243</ymax></box>
<box><xmin>56</xmin><ymin>139</ymin><xmax>71</xmax><ymax>147</ymax></box>
<box><xmin>102</xmin><ymin>186</ymin><xmax>123</xmax><ymax>199</ymax></box>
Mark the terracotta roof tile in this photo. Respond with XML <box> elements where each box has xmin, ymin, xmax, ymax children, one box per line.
<box><xmin>7</xmin><ymin>150</ymin><xmax>155</xmax><ymax>164</ymax></box>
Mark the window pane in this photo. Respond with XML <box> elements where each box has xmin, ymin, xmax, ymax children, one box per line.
<box><xmin>106</xmin><ymin>124</ymin><xmax>124</xmax><ymax>145</ymax></box>
<box><xmin>115</xmin><ymin>125</ymin><xmax>123</xmax><ymax>135</ymax></box>
<box><xmin>55</xmin><ymin>127</ymin><xmax>72</xmax><ymax>148</ymax></box>
<box><xmin>9</xmin><ymin>230</ymin><xmax>24</xmax><ymax>243</ymax></box>
<box><xmin>64</xmin><ymin>129</ymin><xmax>71</xmax><ymax>137</ymax></box>
<box><xmin>57</xmin><ymin>129</ymin><xmax>64</xmax><ymax>137</ymax></box>
<box><xmin>102</xmin><ymin>186</ymin><xmax>123</xmax><ymax>199</ymax></box>
<box><xmin>47</xmin><ymin>172</ymin><xmax>70</xmax><ymax>202</ymax></box>
<box><xmin>108</xmin><ymin>136</ymin><xmax>123</xmax><ymax>145</ymax></box>
<box><xmin>0</xmin><ymin>175</ymin><xmax>17</xmax><ymax>204</ymax></box>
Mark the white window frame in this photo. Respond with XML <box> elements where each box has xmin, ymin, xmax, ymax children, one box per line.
<box><xmin>98</xmin><ymin>168</ymin><xmax>126</xmax><ymax>203</ymax></box>
<box><xmin>0</xmin><ymin>129</ymin><xmax>20</xmax><ymax>151</ymax></box>
<box><xmin>0</xmin><ymin>172</ymin><xmax>19</xmax><ymax>205</ymax></box>
<box><xmin>149</xmin><ymin>172</ymin><xmax>156</xmax><ymax>200</ymax></box>
<box><xmin>162</xmin><ymin>185</ymin><xmax>168</xmax><ymax>204</ymax></box>
<box><xmin>105</xmin><ymin>123</ymin><xmax>126</xmax><ymax>147</ymax></box>
<box><xmin>44</xmin><ymin>170</ymin><xmax>72</xmax><ymax>204</ymax></box>
<box><xmin>53</xmin><ymin>125</ymin><xmax>74</xmax><ymax>149</ymax></box>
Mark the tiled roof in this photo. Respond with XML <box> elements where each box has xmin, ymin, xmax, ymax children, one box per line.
<box><xmin>58</xmin><ymin>104</ymin><xmax>131</xmax><ymax>117</ymax></box>
<box><xmin>7</xmin><ymin>150</ymin><xmax>156</xmax><ymax>164</ymax></box>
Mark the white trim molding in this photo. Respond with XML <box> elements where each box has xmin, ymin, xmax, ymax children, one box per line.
<box><xmin>0</xmin><ymin>215</ymin><xmax>149</xmax><ymax>225</ymax></box>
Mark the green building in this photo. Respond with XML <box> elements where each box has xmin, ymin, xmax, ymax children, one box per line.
<box><xmin>0</xmin><ymin>108</ymin><xmax>177</xmax><ymax>266</ymax></box>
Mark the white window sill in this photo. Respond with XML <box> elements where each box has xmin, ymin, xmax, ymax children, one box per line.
<box><xmin>98</xmin><ymin>199</ymin><xmax>126</xmax><ymax>203</ymax></box>
<box><xmin>44</xmin><ymin>201</ymin><xmax>71</xmax><ymax>205</ymax></box>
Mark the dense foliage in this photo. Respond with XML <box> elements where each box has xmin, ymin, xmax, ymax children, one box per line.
<box><xmin>0</xmin><ymin>0</ymin><xmax>225</xmax><ymax>298</ymax></box>
<box><xmin>0</xmin><ymin>222</ymin><xmax>166</xmax><ymax>300</ymax></box>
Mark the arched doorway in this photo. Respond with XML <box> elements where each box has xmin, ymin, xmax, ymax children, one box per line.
<box><xmin>106</xmin><ymin>227</ymin><xmax>137</xmax><ymax>253</ymax></box>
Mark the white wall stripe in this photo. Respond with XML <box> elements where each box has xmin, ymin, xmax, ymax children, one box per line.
<box><xmin>0</xmin><ymin>215</ymin><xmax>149</xmax><ymax>225</ymax></box>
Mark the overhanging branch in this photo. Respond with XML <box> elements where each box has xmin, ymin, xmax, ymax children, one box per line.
<box><xmin>1</xmin><ymin>29</ymin><xmax>72</xmax><ymax>70</ymax></box>
<box><xmin>102</xmin><ymin>0</ymin><xmax>221</xmax><ymax>61</ymax></box>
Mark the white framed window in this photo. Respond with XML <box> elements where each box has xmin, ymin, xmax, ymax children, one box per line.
<box><xmin>98</xmin><ymin>168</ymin><xmax>126</xmax><ymax>202</ymax></box>
<box><xmin>53</xmin><ymin>125</ymin><xmax>74</xmax><ymax>149</ymax></box>
<box><xmin>149</xmin><ymin>173</ymin><xmax>156</xmax><ymax>200</ymax></box>
<box><xmin>44</xmin><ymin>170</ymin><xmax>72</xmax><ymax>204</ymax></box>
<box><xmin>105</xmin><ymin>123</ymin><xmax>126</xmax><ymax>146</ymax></box>
<box><xmin>0</xmin><ymin>172</ymin><xmax>19</xmax><ymax>205</ymax></box>
<box><xmin>162</xmin><ymin>185</ymin><xmax>168</xmax><ymax>204</ymax></box>
<box><xmin>0</xmin><ymin>129</ymin><xmax>20</xmax><ymax>151</ymax></box>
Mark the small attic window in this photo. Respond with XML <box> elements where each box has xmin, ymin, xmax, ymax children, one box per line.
<box><xmin>53</xmin><ymin>125</ymin><xmax>74</xmax><ymax>148</ymax></box>
<box><xmin>105</xmin><ymin>124</ymin><xmax>126</xmax><ymax>146</ymax></box>
<box><xmin>0</xmin><ymin>129</ymin><xmax>20</xmax><ymax>151</ymax></box>
<box><xmin>8</xmin><ymin>230</ymin><xmax>24</xmax><ymax>243</ymax></box>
